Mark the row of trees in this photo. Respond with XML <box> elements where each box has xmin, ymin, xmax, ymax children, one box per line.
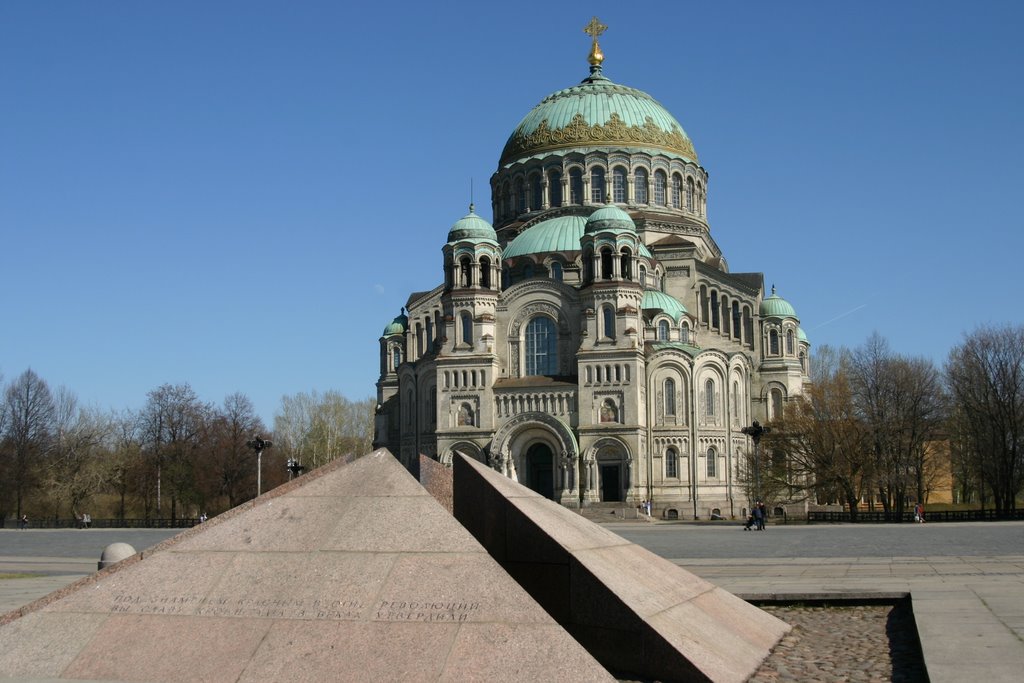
<box><xmin>0</xmin><ymin>372</ymin><xmax>374</xmax><ymax>523</ymax></box>
<box><xmin>758</xmin><ymin>325</ymin><xmax>1024</xmax><ymax>518</ymax></box>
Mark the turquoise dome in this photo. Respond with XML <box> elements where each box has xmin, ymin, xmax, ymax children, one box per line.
<box><xmin>447</xmin><ymin>206</ymin><xmax>497</xmax><ymax>243</ymax></box>
<box><xmin>760</xmin><ymin>287</ymin><xmax>798</xmax><ymax>319</ymax></box>
<box><xmin>503</xmin><ymin>215</ymin><xmax>587</xmax><ymax>258</ymax></box>
<box><xmin>504</xmin><ymin>214</ymin><xmax>652</xmax><ymax>259</ymax></box>
<box><xmin>500</xmin><ymin>67</ymin><xmax>698</xmax><ymax>167</ymax></box>
<box><xmin>642</xmin><ymin>289</ymin><xmax>688</xmax><ymax>322</ymax></box>
<box><xmin>382</xmin><ymin>310</ymin><xmax>408</xmax><ymax>337</ymax></box>
<box><xmin>798</xmin><ymin>327</ymin><xmax>808</xmax><ymax>342</ymax></box>
<box><xmin>586</xmin><ymin>205</ymin><xmax>636</xmax><ymax>234</ymax></box>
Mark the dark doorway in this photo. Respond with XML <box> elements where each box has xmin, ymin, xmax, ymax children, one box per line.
<box><xmin>600</xmin><ymin>464</ymin><xmax>621</xmax><ymax>502</ymax></box>
<box><xmin>526</xmin><ymin>443</ymin><xmax>555</xmax><ymax>499</ymax></box>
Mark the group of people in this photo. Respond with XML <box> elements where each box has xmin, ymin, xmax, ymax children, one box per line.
<box><xmin>743</xmin><ymin>501</ymin><xmax>768</xmax><ymax>531</ymax></box>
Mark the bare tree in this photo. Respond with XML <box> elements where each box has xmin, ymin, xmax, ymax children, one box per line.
<box><xmin>1</xmin><ymin>369</ymin><xmax>56</xmax><ymax>518</ymax></box>
<box><xmin>202</xmin><ymin>393</ymin><xmax>264</xmax><ymax>510</ymax></box>
<box><xmin>850</xmin><ymin>334</ymin><xmax>945</xmax><ymax>519</ymax></box>
<box><xmin>139</xmin><ymin>383</ymin><xmax>209</xmax><ymax>520</ymax></box>
<box><xmin>274</xmin><ymin>391</ymin><xmax>375</xmax><ymax>473</ymax></box>
<box><xmin>46</xmin><ymin>388</ymin><xmax>113</xmax><ymax>520</ymax></box>
<box><xmin>946</xmin><ymin>325</ymin><xmax>1024</xmax><ymax>515</ymax></box>
<box><xmin>767</xmin><ymin>345</ymin><xmax>872</xmax><ymax>519</ymax></box>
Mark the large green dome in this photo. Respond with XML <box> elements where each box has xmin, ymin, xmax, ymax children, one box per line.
<box><xmin>503</xmin><ymin>213</ymin><xmax>653</xmax><ymax>259</ymax></box>
<box><xmin>499</xmin><ymin>67</ymin><xmax>698</xmax><ymax>168</ymax></box>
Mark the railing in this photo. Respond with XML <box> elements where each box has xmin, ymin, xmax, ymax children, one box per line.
<box><xmin>494</xmin><ymin>390</ymin><xmax>576</xmax><ymax>418</ymax></box>
<box><xmin>807</xmin><ymin>509</ymin><xmax>1024</xmax><ymax>523</ymax></box>
<box><xmin>4</xmin><ymin>518</ymin><xmax>199</xmax><ymax>530</ymax></box>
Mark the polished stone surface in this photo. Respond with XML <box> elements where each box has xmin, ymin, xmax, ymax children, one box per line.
<box><xmin>0</xmin><ymin>450</ymin><xmax>612</xmax><ymax>682</ymax></box>
<box><xmin>453</xmin><ymin>453</ymin><xmax>789</xmax><ymax>682</ymax></box>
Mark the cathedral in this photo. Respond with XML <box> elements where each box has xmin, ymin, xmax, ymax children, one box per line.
<box><xmin>374</xmin><ymin>20</ymin><xmax>809</xmax><ymax>520</ymax></box>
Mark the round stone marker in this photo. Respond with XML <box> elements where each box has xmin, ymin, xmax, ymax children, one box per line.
<box><xmin>98</xmin><ymin>542</ymin><xmax>137</xmax><ymax>570</ymax></box>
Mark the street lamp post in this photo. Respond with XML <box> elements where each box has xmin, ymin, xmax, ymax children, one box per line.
<box><xmin>246</xmin><ymin>435</ymin><xmax>273</xmax><ymax>497</ymax></box>
<box><xmin>741</xmin><ymin>421</ymin><xmax>770</xmax><ymax>504</ymax></box>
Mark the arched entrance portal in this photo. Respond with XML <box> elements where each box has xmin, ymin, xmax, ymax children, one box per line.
<box><xmin>599</xmin><ymin>462</ymin><xmax>623</xmax><ymax>502</ymax></box>
<box><xmin>525</xmin><ymin>443</ymin><xmax>555</xmax><ymax>499</ymax></box>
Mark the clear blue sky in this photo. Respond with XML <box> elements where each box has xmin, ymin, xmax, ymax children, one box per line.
<box><xmin>3</xmin><ymin>1</ymin><xmax>1022</xmax><ymax>426</ymax></box>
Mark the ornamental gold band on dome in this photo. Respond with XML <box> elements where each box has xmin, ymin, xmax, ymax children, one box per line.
<box><xmin>501</xmin><ymin>112</ymin><xmax>698</xmax><ymax>165</ymax></box>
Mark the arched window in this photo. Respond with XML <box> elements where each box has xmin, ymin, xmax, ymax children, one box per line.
<box><xmin>705</xmin><ymin>378</ymin><xmax>715</xmax><ymax>416</ymax></box>
<box><xmin>501</xmin><ymin>182</ymin><xmax>511</xmax><ymax>219</ymax></box>
<box><xmin>551</xmin><ymin>261</ymin><xmax>563</xmax><ymax>282</ymax></box>
<box><xmin>523</xmin><ymin>263</ymin><xmax>534</xmax><ymax>279</ymax></box>
<box><xmin>460</xmin><ymin>256</ymin><xmax>472</xmax><ymax>288</ymax></box>
<box><xmin>732</xmin><ymin>380</ymin><xmax>740</xmax><ymax>419</ymax></box>
<box><xmin>601</xmin><ymin>247</ymin><xmax>614</xmax><ymax>279</ymax></box>
<box><xmin>612</xmin><ymin>166</ymin><xmax>628</xmax><ymax>203</ymax></box>
<box><xmin>515</xmin><ymin>178</ymin><xmax>526</xmax><ymax>214</ymax></box>
<box><xmin>529</xmin><ymin>173</ymin><xmax>542</xmax><ymax>211</ymax></box>
<box><xmin>680</xmin><ymin>323</ymin><xmax>690</xmax><ymax>344</ymax></box>
<box><xmin>392</xmin><ymin>345</ymin><xmax>402</xmax><ymax>370</ymax></box>
<box><xmin>548</xmin><ymin>170</ymin><xmax>562</xmax><ymax>207</ymax></box>
<box><xmin>634</xmin><ymin>168</ymin><xmax>648</xmax><ymax>204</ymax></box>
<box><xmin>501</xmin><ymin>266</ymin><xmax>510</xmax><ymax>289</ymax></box>
<box><xmin>479</xmin><ymin>256</ymin><xmax>491</xmax><ymax>289</ymax></box>
<box><xmin>706</xmin><ymin>447</ymin><xmax>717</xmax><ymax>478</ymax></box>
<box><xmin>732</xmin><ymin>301</ymin><xmax>741</xmax><ymax>340</ymax></box>
<box><xmin>686</xmin><ymin>177</ymin><xmax>695</xmax><ymax>212</ymax></box>
<box><xmin>786</xmin><ymin>329</ymin><xmax>795</xmax><ymax>355</ymax></box>
<box><xmin>583</xmin><ymin>248</ymin><xmax>594</xmax><ymax>282</ymax></box>
<box><xmin>426</xmin><ymin>317</ymin><xmax>434</xmax><ymax>350</ymax></box>
<box><xmin>654</xmin><ymin>170</ymin><xmax>667</xmax><ymax>206</ymax></box>
<box><xmin>769</xmin><ymin>329</ymin><xmax>780</xmax><ymax>355</ymax></box>
<box><xmin>658</xmin><ymin>320</ymin><xmax>670</xmax><ymax>341</ymax></box>
<box><xmin>770</xmin><ymin>388</ymin><xmax>784</xmax><ymax>420</ymax></box>
<box><xmin>457</xmin><ymin>403</ymin><xmax>475</xmax><ymax>426</ymax></box>
<box><xmin>710</xmin><ymin>291</ymin><xmax>720</xmax><ymax>328</ymax></box>
<box><xmin>697</xmin><ymin>181</ymin><xmax>705</xmax><ymax>215</ymax></box>
<box><xmin>525</xmin><ymin>316</ymin><xmax>557</xmax><ymax>376</ymax></box>
<box><xmin>603</xmin><ymin>305</ymin><xmax>615</xmax><ymax>339</ymax></box>
<box><xmin>620</xmin><ymin>247</ymin><xmax>632</xmax><ymax>280</ymax></box>
<box><xmin>590</xmin><ymin>167</ymin><xmax>605</xmax><ymax>203</ymax></box>
<box><xmin>671</xmin><ymin>174</ymin><xmax>682</xmax><ymax>208</ymax></box>
<box><xmin>666</xmin><ymin>448</ymin><xmax>678</xmax><ymax>478</ymax></box>
<box><xmin>460</xmin><ymin>311</ymin><xmax>473</xmax><ymax>345</ymax></box>
<box><xmin>665</xmin><ymin>377</ymin><xmax>676</xmax><ymax>415</ymax></box>
<box><xmin>569</xmin><ymin>168</ymin><xmax>584</xmax><ymax>205</ymax></box>
<box><xmin>639</xmin><ymin>265</ymin><xmax>647</xmax><ymax>286</ymax></box>
<box><xmin>800</xmin><ymin>351</ymin><xmax>807</xmax><ymax>372</ymax></box>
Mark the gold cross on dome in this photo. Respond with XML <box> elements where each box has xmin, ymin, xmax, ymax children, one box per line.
<box><xmin>583</xmin><ymin>16</ymin><xmax>607</xmax><ymax>41</ymax></box>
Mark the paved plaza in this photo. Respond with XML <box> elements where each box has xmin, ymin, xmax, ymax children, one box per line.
<box><xmin>3</xmin><ymin>522</ymin><xmax>1024</xmax><ymax>681</ymax></box>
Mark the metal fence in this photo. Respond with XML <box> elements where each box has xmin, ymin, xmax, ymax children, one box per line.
<box><xmin>807</xmin><ymin>509</ymin><xmax>1024</xmax><ymax>523</ymax></box>
<box><xmin>4</xmin><ymin>518</ymin><xmax>199</xmax><ymax>530</ymax></box>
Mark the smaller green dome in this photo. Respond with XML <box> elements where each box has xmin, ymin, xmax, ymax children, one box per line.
<box><xmin>642</xmin><ymin>289</ymin><xmax>688</xmax><ymax>322</ymax></box>
<box><xmin>586</xmin><ymin>205</ymin><xmax>636</xmax><ymax>234</ymax></box>
<box><xmin>447</xmin><ymin>205</ymin><xmax>497</xmax><ymax>243</ymax></box>
<box><xmin>382</xmin><ymin>309</ymin><xmax>408</xmax><ymax>337</ymax></box>
<box><xmin>760</xmin><ymin>286</ymin><xmax>798</xmax><ymax>319</ymax></box>
<box><xmin>797</xmin><ymin>327</ymin><xmax>808</xmax><ymax>342</ymax></box>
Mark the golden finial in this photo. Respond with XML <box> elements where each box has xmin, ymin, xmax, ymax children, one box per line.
<box><xmin>583</xmin><ymin>16</ymin><xmax>607</xmax><ymax>66</ymax></box>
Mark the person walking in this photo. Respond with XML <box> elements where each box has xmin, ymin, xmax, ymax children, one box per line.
<box><xmin>752</xmin><ymin>503</ymin><xmax>763</xmax><ymax>531</ymax></box>
<box><xmin>758</xmin><ymin>501</ymin><xmax>768</xmax><ymax>530</ymax></box>
<box><xmin>18</xmin><ymin>514</ymin><xmax>28</xmax><ymax>530</ymax></box>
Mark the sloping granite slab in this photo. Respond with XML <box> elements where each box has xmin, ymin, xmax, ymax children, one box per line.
<box><xmin>453</xmin><ymin>452</ymin><xmax>791</xmax><ymax>683</ymax></box>
<box><xmin>0</xmin><ymin>449</ymin><xmax>612</xmax><ymax>682</ymax></box>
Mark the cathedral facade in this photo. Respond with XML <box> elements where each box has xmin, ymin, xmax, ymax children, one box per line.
<box><xmin>374</xmin><ymin>23</ymin><xmax>809</xmax><ymax>519</ymax></box>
